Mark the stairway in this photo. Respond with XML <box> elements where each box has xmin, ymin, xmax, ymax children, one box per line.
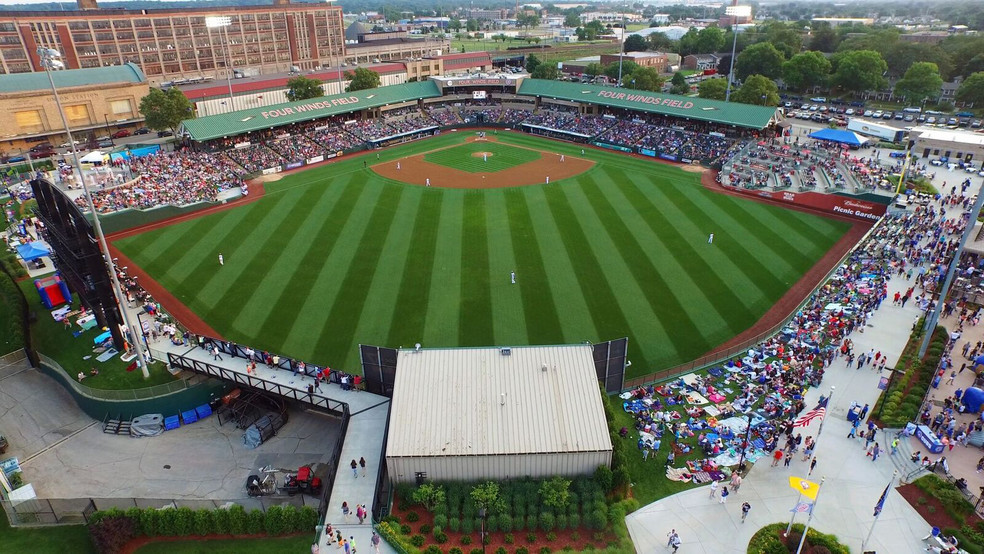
<box><xmin>102</xmin><ymin>414</ymin><xmax>132</xmax><ymax>435</ymax></box>
<box><xmin>885</xmin><ymin>427</ymin><xmax>929</xmax><ymax>483</ymax></box>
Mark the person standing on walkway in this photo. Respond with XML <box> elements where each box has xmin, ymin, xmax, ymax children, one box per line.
<box><xmin>859</xmin><ymin>403</ymin><xmax>870</xmax><ymax>421</ymax></box>
<box><xmin>371</xmin><ymin>532</ymin><xmax>381</xmax><ymax>554</ymax></box>
<box><xmin>772</xmin><ymin>449</ymin><xmax>783</xmax><ymax>467</ymax></box>
<box><xmin>730</xmin><ymin>472</ymin><xmax>742</xmax><ymax>493</ymax></box>
<box><xmin>360</xmin><ymin>457</ymin><xmax>367</xmax><ymax>477</ymax></box>
<box><xmin>848</xmin><ymin>418</ymin><xmax>860</xmax><ymax>438</ymax></box>
<box><xmin>871</xmin><ymin>442</ymin><xmax>881</xmax><ymax>462</ymax></box>
<box><xmin>891</xmin><ymin>437</ymin><xmax>899</xmax><ymax>455</ymax></box>
<box><xmin>350</xmin><ymin>459</ymin><xmax>359</xmax><ymax>478</ymax></box>
<box><xmin>741</xmin><ymin>502</ymin><xmax>751</xmax><ymax>523</ymax></box>
<box><xmin>667</xmin><ymin>530</ymin><xmax>680</xmax><ymax>552</ymax></box>
<box><xmin>809</xmin><ymin>457</ymin><xmax>818</xmax><ymax>476</ymax></box>
<box><xmin>708</xmin><ymin>479</ymin><xmax>718</xmax><ymax>499</ymax></box>
<box><xmin>356</xmin><ymin>504</ymin><xmax>364</xmax><ymax>524</ymax></box>
<box><xmin>341</xmin><ymin>501</ymin><xmax>350</xmax><ymax>522</ymax></box>
<box><xmin>719</xmin><ymin>486</ymin><xmax>729</xmax><ymax>504</ymax></box>
<box><xmin>212</xmin><ymin>345</ymin><xmax>222</xmax><ymax>361</ymax></box>
<box><xmin>349</xmin><ymin>536</ymin><xmax>358</xmax><ymax>554</ymax></box>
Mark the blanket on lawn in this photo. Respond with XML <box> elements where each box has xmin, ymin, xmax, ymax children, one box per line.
<box><xmin>686</xmin><ymin>392</ymin><xmax>709</xmax><ymax>405</ymax></box>
<box><xmin>665</xmin><ymin>467</ymin><xmax>693</xmax><ymax>482</ymax></box>
<box><xmin>681</xmin><ymin>373</ymin><xmax>701</xmax><ymax>386</ymax></box>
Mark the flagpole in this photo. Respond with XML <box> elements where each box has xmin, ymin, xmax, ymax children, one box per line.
<box><xmin>816</xmin><ymin>385</ymin><xmax>834</xmax><ymax>437</ymax></box>
<box><xmin>795</xmin><ymin>477</ymin><xmax>825</xmax><ymax>554</ymax></box>
<box><xmin>786</xmin><ymin>492</ymin><xmax>803</xmax><ymax>535</ymax></box>
<box><xmin>861</xmin><ymin>470</ymin><xmax>897</xmax><ymax>552</ymax></box>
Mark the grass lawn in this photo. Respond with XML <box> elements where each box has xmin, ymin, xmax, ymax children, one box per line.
<box><xmin>0</xmin><ymin>511</ymin><xmax>95</xmax><ymax>554</ymax></box>
<box><xmin>133</xmin><ymin>535</ymin><xmax>312</xmax><ymax>553</ymax></box>
<box><xmin>18</xmin><ymin>278</ymin><xmax>178</xmax><ymax>389</ymax></box>
<box><xmin>423</xmin><ymin>141</ymin><xmax>540</xmax><ymax>172</ymax></box>
<box><xmin>114</xmin><ymin>132</ymin><xmax>850</xmax><ymax>379</ymax></box>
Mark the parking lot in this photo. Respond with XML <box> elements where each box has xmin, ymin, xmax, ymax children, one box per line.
<box><xmin>781</xmin><ymin>95</ymin><xmax>982</xmax><ymax>131</ymax></box>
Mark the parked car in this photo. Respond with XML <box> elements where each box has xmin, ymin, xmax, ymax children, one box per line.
<box><xmin>97</xmin><ymin>139</ymin><xmax>113</xmax><ymax>148</ymax></box>
<box><xmin>947</xmin><ymin>118</ymin><xmax>958</xmax><ymax>125</ymax></box>
<box><xmin>972</xmin><ymin>120</ymin><xmax>983</xmax><ymax>129</ymax></box>
<box><xmin>112</xmin><ymin>129</ymin><xmax>131</xmax><ymax>139</ymax></box>
<box><xmin>845</xmin><ymin>108</ymin><xmax>855</xmax><ymax>116</ymax></box>
<box><xmin>58</xmin><ymin>140</ymin><xmax>80</xmax><ymax>148</ymax></box>
<box><xmin>6</xmin><ymin>155</ymin><xmax>26</xmax><ymax>163</ymax></box>
<box><xmin>133</xmin><ymin>127</ymin><xmax>151</xmax><ymax>135</ymax></box>
<box><xmin>863</xmin><ymin>110</ymin><xmax>874</xmax><ymax>117</ymax></box>
<box><xmin>894</xmin><ymin>112</ymin><xmax>904</xmax><ymax>120</ymax></box>
<box><xmin>157</xmin><ymin>130</ymin><xmax>173</xmax><ymax>138</ymax></box>
<box><xmin>882</xmin><ymin>111</ymin><xmax>893</xmax><ymax>119</ymax></box>
<box><xmin>926</xmin><ymin>116</ymin><xmax>937</xmax><ymax>124</ymax></box>
<box><xmin>872</xmin><ymin>111</ymin><xmax>884</xmax><ymax>118</ymax></box>
<box><xmin>904</xmin><ymin>114</ymin><xmax>915</xmax><ymax>122</ymax></box>
<box><xmin>96</xmin><ymin>134</ymin><xmax>111</xmax><ymax>141</ymax></box>
<box><xmin>917</xmin><ymin>115</ymin><xmax>927</xmax><ymax>122</ymax></box>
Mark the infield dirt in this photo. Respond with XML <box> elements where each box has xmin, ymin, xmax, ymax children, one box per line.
<box><xmin>372</xmin><ymin>136</ymin><xmax>595</xmax><ymax>188</ymax></box>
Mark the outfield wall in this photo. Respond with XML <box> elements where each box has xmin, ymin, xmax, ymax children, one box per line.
<box><xmin>718</xmin><ymin>181</ymin><xmax>890</xmax><ymax>222</ymax></box>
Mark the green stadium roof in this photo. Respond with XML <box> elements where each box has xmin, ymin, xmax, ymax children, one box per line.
<box><xmin>180</xmin><ymin>80</ymin><xmax>442</xmax><ymax>141</ymax></box>
<box><xmin>518</xmin><ymin>79</ymin><xmax>779</xmax><ymax>129</ymax></box>
<box><xmin>0</xmin><ymin>63</ymin><xmax>146</xmax><ymax>93</ymax></box>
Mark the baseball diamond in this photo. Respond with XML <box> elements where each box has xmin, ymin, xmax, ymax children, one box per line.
<box><xmin>112</xmin><ymin>131</ymin><xmax>853</xmax><ymax>377</ymax></box>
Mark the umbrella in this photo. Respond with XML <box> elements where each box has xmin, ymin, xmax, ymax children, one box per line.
<box><xmin>758</xmin><ymin>141</ymin><xmax>768</xmax><ymax>146</ymax></box>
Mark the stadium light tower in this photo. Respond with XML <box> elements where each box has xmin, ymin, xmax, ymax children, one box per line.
<box><xmin>724</xmin><ymin>5</ymin><xmax>751</xmax><ymax>102</ymax></box>
<box><xmin>38</xmin><ymin>47</ymin><xmax>151</xmax><ymax>378</ymax></box>
<box><xmin>206</xmin><ymin>16</ymin><xmax>236</xmax><ymax>111</ymax></box>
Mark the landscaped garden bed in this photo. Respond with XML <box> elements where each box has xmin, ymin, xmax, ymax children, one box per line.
<box><xmin>898</xmin><ymin>474</ymin><xmax>984</xmax><ymax>554</ymax></box>
<box><xmin>747</xmin><ymin>522</ymin><xmax>849</xmax><ymax>553</ymax></box>
<box><xmin>869</xmin><ymin>320</ymin><xmax>946</xmax><ymax>428</ymax></box>
<box><xmin>378</xmin><ymin>476</ymin><xmax>635</xmax><ymax>554</ymax></box>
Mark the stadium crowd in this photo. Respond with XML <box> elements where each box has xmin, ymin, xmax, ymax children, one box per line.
<box><xmin>80</xmin><ymin>150</ymin><xmax>243</xmax><ymax>213</ymax></box>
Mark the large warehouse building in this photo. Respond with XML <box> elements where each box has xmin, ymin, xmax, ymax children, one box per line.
<box><xmin>385</xmin><ymin>345</ymin><xmax>613</xmax><ymax>484</ymax></box>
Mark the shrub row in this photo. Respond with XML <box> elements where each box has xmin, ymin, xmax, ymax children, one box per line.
<box><xmin>876</xmin><ymin>325</ymin><xmax>945</xmax><ymax>427</ymax></box>
<box><xmin>87</xmin><ymin>504</ymin><xmax>318</xmax><ymax>554</ymax></box>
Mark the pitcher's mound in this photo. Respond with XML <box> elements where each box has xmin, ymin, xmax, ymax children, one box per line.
<box><xmin>471</xmin><ymin>152</ymin><xmax>494</xmax><ymax>158</ymax></box>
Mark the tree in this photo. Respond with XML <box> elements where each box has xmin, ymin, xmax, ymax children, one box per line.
<box><xmin>781</xmin><ymin>51</ymin><xmax>831</xmax><ymax>91</ymax></box>
<box><xmin>956</xmin><ymin>72</ymin><xmax>984</xmax><ymax>106</ymax></box>
<box><xmin>285</xmin><ymin>75</ymin><xmax>324</xmax><ymax>102</ymax></box>
<box><xmin>564</xmin><ymin>10</ymin><xmax>581</xmax><ymax>28</ymax></box>
<box><xmin>466</xmin><ymin>18</ymin><xmax>479</xmax><ymax>32</ymax></box>
<box><xmin>677</xmin><ymin>27</ymin><xmax>700</xmax><ymax>56</ymax></box>
<box><xmin>698</xmin><ymin>78</ymin><xmax>728</xmax><ymax>100</ymax></box>
<box><xmin>734</xmin><ymin>42</ymin><xmax>785</xmax><ymax>81</ymax></box>
<box><xmin>138</xmin><ymin>87</ymin><xmax>193</xmax><ymax>133</ymax></box>
<box><xmin>809</xmin><ymin>24</ymin><xmax>839</xmax><ymax>52</ymax></box>
<box><xmin>964</xmin><ymin>54</ymin><xmax>984</xmax><ymax>78</ymax></box>
<box><xmin>517</xmin><ymin>13</ymin><xmax>540</xmax><ymax>31</ymax></box>
<box><xmin>449</xmin><ymin>19</ymin><xmax>461</xmax><ymax>32</ymax></box>
<box><xmin>538</xmin><ymin>476</ymin><xmax>572</xmax><ymax>512</ymax></box>
<box><xmin>531</xmin><ymin>64</ymin><xmax>559</xmax><ymax>80</ymax></box>
<box><xmin>470</xmin><ymin>482</ymin><xmax>505</xmax><ymax>514</ymax></box>
<box><xmin>830</xmin><ymin>50</ymin><xmax>888</xmax><ymax>93</ymax></box>
<box><xmin>894</xmin><ymin>62</ymin><xmax>944</xmax><ymax>104</ymax></box>
<box><xmin>604</xmin><ymin>60</ymin><xmax>640</xmax><ymax>81</ymax></box>
<box><xmin>412</xmin><ymin>484</ymin><xmax>445</xmax><ymax>512</ymax></box>
<box><xmin>733</xmin><ymin>74</ymin><xmax>780</xmax><ymax>106</ymax></box>
<box><xmin>584</xmin><ymin>62</ymin><xmax>604</xmax><ymax>77</ymax></box>
<box><xmin>345</xmin><ymin>67</ymin><xmax>380</xmax><ymax>92</ymax></box>
<box><xmin>624</xmin><ymin>67</ymin><xmax>664</xmax><ymax>92</ymax></box>
<box><xmin>716</xmin><ymin>54</ymin><xmax>732</xmax><ymax>77</ymax></box>
<box><xmin>669</xmin><ymin>71</ymin><xmax>689</xmax><ymax>95</ymax></box>
<box><xmin>624</xmin><ymin>34</ymin><xmax>647</xmax><ymax>52</ymax></box>
<box><xmin>884</xmin><ymin>42</ymin><xmax>953</xmax><ymax>79</ymax></box>
<box><xmin>695</xmin><ymin>27</ymin><xmax>726</xmax><ymax>54</ymax></box>
<box><xmin>759</xmin><ymin>21</ymin><xmax>803</xmax><ymax>59</ymax></box>
<box><xmin>525</xmin><ymin>53</ymin><xmax>542</xmax><ymax>74</ymax></box>
<box><xmin>645</xmin><ymin>31</ymin><xmax>676</xmax><ymax>52</ymax></box>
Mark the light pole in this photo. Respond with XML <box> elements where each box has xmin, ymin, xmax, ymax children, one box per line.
<box><xmin>103</xmin><ymin>114</ymin><xmax>114</xmax><ymax>146</ymax></box>
<box><xmin>616</xmin><ymin>13</ymin><xmax>626</xmax><ymax>87</ymax></box>
<box><xmin>206</xmin><ymin>16</ymin><xmax>235</xmax><ymax>112</ymax></box>
<box><xmin>724</xmin><ymin>5</ymin><xmax>751</xmax><ymax>102</ymax></box>
<box><xmin>38</xmin><ymin>47</ymin><xmax>150</xmax><ymax>378</ymax></box>
<box><xmin>816</xmin><ymin>385</ymin><xmax>834</xmax><ymax>437</ymax></box>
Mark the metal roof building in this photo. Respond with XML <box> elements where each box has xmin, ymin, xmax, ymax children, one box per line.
<box><xmin>0</xmin><ymin>63</ymin><xmax>146</xmax><ymax>94</ymax></box>
<box><xmin>385</xmin><ymin>344</ymin><xmax>613</xmax><ymax>484</ymax></box>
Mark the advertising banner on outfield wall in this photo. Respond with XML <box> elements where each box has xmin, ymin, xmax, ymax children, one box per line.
<box><xmin>306</xmin><ymin>155</ymin><xmax>324</xmax><ymax>164</ymax></box>
<box><xmin>721</xmin><ymin>182</ymin><xmax>888</xmax><ymax>221</ymax></box>
<box><xmin>639</xmin><ymin>148</ymin><xmax>656</xmax><ymax>158</ymax></box>
<box><xmin>286</xmin><ymin>161</ymin><xmax>304</xmax><ymax>170</ymax></box>
<box><xmin>261</xmin><ymin>166</ymin><xmax>282</xmax><ymax>175</ymax></box>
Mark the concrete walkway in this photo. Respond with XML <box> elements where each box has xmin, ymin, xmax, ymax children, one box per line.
<box><xmin>627</xmin><ymin>255</ymin><xmax>936</xmax><ymax>552</ymax></box>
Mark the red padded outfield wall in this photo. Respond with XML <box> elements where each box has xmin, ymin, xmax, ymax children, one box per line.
<box><xmin>719</xmin><ymin>183</ymin><xmax>890</xmax><ymax>222</ymax></box>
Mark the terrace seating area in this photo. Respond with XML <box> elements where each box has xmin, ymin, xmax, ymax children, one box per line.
<box><xmin>79</xmin><ymin>151</ymin><xmax>244</xmax><ymax>213</ymax></box>
<box><xmin>224</xmin><ymin>144</ymin><xmax>284</xmax><ymax>174</ymax></box>
<box><xmin>267</xmin><ymin>135</ymin><xmax>323</xmax><ymax>162</ymax></box>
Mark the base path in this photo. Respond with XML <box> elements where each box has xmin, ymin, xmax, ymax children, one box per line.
<box><xmin>372</xmin><ymin>136</ymin><xmax>594</xmax><ymax>188</ymax></box>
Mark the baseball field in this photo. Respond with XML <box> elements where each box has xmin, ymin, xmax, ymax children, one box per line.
<box><xmin>112</xmin><ymin>132</ymin><xmax>853</xmax><ymax>378</ymax></box>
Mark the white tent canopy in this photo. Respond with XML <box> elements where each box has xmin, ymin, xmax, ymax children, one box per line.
<box><xmin>79</xmin><ymin>151</ymin><xmax>108</xmax><ymax>164</ymax></box>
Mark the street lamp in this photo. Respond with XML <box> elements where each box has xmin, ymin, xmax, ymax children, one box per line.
<box><xmin>724</xmin><ymin>5</ymin><xmax>751</xmax><ymax>103</ymax></box>
<box><xmin>37</xmin><ymin>47</ymin><xmax>151</xmax><ymax>378</ymax></box>
<box><xmin>103</xmin><ymin>114</ymin><xmax>114</xmax><ymax>146</ymax></box>
<box><xmin>205</xmin><ymin>16</ymin><xmax>236</xmax><ymax>112</ymax></box>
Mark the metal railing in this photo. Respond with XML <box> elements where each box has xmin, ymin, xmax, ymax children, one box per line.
<box><xmin>166</xmin><ymin>352</ymin><xmax>348</xmax><ymax>417</ymax></box>
<box><xmin>1</xmin><ymin>494</ymin><xmax>317</xmax><ymax>527</ymax></box>
<box><xmin>317</xmin><ymin>402</ymin><xmax>350</xmax><ymax>526</ymax></box>
<box><xmin>622</xmin><ymin>216</ymin><xmax>887</xmax><ymax>390</ymax></box>
<box><xmin>38</xmin><ymin>352</ymin><xmax>192</xmax><ymax>400</ymax></box>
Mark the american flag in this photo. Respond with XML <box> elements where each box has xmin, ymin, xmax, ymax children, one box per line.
<box><xmin>793</xmin><ymin>398</ymin><xmax>828</xmax><ymax>428</ymax></box>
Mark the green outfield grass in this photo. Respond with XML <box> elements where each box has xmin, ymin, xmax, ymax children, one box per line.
<box><xmin>423</xmin><ymin>141</ymin><xmax>541</xmax><ymax>172</ymax></box>
<box><xmin>113</xmin><ymin>132</ymin><xmax>851</xmax><ymax>378</ymax></box>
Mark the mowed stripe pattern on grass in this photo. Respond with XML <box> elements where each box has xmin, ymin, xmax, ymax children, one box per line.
<box><xmin>423</xmin><ymin>141</ymin><xmax>541</xmax><ymax>173</ymax></box>
<box><xmin>114</xmin><ymin>132</ymin><xmax>851</xmax><ymax>377</ymax></box>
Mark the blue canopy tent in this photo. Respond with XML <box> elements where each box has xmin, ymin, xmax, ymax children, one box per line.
<box><xmin>808</xmin><ymin>128</ymin><xmax>869</xmax><ymax>146</ymax></box>
<box><xmin>15</xmin><ymin>241</ymin><xmax>49</xmax><ymax>261</ymax></box>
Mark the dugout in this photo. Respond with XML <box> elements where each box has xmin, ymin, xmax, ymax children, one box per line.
<box><xmin>384</xmin><ymin>344</ymin><xmax>613</xmax><ymax>484</ymax></box>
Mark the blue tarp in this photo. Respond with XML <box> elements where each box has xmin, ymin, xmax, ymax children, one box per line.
<box><xmin>808</xmin><ymin>128</ymin><xmax>869</xmax><ymax>146</ymax></box>
<box><xmin>15</xmin><ymin>241</ymin><xmax>48</xmax><ymax>261</ymax></box>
